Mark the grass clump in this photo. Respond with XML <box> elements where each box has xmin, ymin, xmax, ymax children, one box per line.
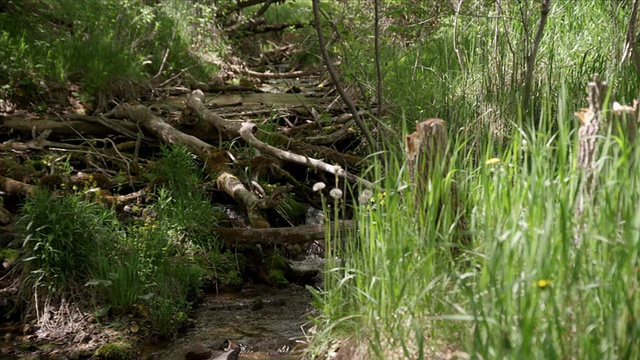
<box><xmin>18</xmin><ymin>145</ymin><xmax>223</xmax><ymax>339</ymax></box>
<box><xmin>20</xmin><ymin>191</ymin><xmax>122</xmax><ymax>292</ymax></box>
<box><xmin>310</xmin><ymin>95</ymin><xmax>640</xmax><ymax>359</ymax></box>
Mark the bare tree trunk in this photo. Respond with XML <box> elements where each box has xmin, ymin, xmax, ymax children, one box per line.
<box><xmin>373</xmin><ymin>0</ymin><xmax>383</xmax><ymax>117</ymax></box>
<box><xmin>574</xmin><ymin>75</ymin><xmax>608</xmax><ymax>247</ymax></box>
<box><xmin>623</xmin><ymin>0</ymin><xmax>640</xmax><ymax>74</ymax></box>
<box><xmin>522</xmin><ymin>0</ymin><xmax>551</xmax><ymax>116</ymax></box>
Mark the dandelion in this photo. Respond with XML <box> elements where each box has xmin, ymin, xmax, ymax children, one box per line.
<box><xmin>537</xmin><ymin>279</ymin><xmax>551</xmax><ymax>289</ymax></box>
<box><xmin>358</xmin><ymin>189</ymin><xmax>373</xmax><ymax>205</ymax></box>
<box><xmin>486</xmin><ymin>158</ymin><xmax>501</xmax><ymax>165</ymax></box>
<box><xmin>329</xmin><ymin>188</ymin><xmax>343</xmax><ymax>199</ymax></box>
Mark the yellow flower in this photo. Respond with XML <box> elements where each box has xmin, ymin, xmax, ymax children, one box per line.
<box><xmin>486</xmin><ymin>158</ymin><xmax>501</xmax><ymax>165</ymax></box>
<box><xmin>537</xmin><ymin>279</ymin><xmax>551</xmax><ymax>288</ymax></box>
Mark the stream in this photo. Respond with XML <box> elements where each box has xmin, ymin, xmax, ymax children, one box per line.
<box><xmin>141</xmin><ymin>202</ymin><xmax>326</xmax><ymax>360</ymax></box>
<box><xmin>141</xmin><ymin>284</ymin><xmax>315</xmax><ymax>359</ymax></box>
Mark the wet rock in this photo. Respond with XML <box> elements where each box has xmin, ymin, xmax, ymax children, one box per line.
<box><xmin>212</xmin><ymin>348</ymin><xmax>239</xmax><ymax>360</ymax></box>
<box><xmin>184</xmin><ymin>343</ymin><xmax>211</xmax><ymax>360</ymax></box>
<box><xmin>289</xmin><ymin>257</ymin><xmax>323</xmax><ymax>284</ymax></box>
<box><xmin>0</xmin><ymin>207</ymin><xmax>11</xmax><ymax>225</ymax></box>
<box><xmin>68</xmin><ymin>350</ymin><xmax>80</xmax><ymax>360</ymax></box>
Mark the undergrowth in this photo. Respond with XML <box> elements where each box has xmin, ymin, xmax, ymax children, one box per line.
<box><xmin>0</xmin><ymin>0</ymin><xmax>223</xmax><ymax>109</ymax></box>
<box><xmin>19</xmin><ymin>145</ymin><xmax>221</xmax><ymax>339</ymax></box>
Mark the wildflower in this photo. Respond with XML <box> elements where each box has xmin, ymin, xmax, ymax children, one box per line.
<box><xmin>329</xmin><ymin>188</ymin><xmax>343</xmax><ymax>199</ymax></box>
<box><xmin>486</xmin><ymin>158</ymin><xmax>501</xmax><ymax>165</ymax></box>
<box><xmin>358</xmin><ymin>189</ymin><xmax>373</xmax><ymax>205</ymax></box>
<box><xmin>536</xmin><ymin>279</ymin><xmax>551</xmax><ymax>289</ymax></box>
<box><xmin>312</xmin><ymin>182</ymin><xmax>326</xmax><ymax>192</ymax></box>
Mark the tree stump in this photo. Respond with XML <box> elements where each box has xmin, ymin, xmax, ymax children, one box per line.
<box><xmin>405</xmin><ymin>119</ymin><xmax>470</xmax><ymax>249</ymax></box>
<box><xmin>574</xmin><ymin>74</ymin><xmax>638</xmax><ymax>246</ymax></box>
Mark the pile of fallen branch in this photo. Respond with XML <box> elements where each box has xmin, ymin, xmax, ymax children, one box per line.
<box><xmin>0</xmin><ymin>86</ymin><xmax>367</xmax><ymax>246</ymax></box>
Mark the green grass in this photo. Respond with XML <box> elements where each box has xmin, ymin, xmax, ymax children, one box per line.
<box><xmin>19</xmin><ymin>145</ymin><xmax>220</xmax><ymax>339</ymax></box>
<box><xmin>0</xmin><ymin>0</ymin><xmax>223</xmax><ymax>105</ymax></box>
<box><xmin>309</xmin><ymin>1</ymin><xmax>640</xmax><ymax>359</ymax></box>
<box><xmin>310</xmin><ymin>90</ymin><xmax>640</xmax><ymax>359</ymax></box>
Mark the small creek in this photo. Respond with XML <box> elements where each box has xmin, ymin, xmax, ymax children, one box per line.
<box><xmin>141</xmin><ymin>203</ymin><xmax>326</xmax><ymax>360</ymax></box>
<box><xmin>142</xmin><ymin>284</ymin><xmax>315</xmax><ymax>359</ymax></box>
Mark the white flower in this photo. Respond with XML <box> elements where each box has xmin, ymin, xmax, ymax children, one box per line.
<box><xmin>358</xmin><ymin>189</ymin><xmax>373</xmax><ymax>204</ymax></box>
<box><xmin>312</xmin><ymin>182</ymin><xmax>326</xmax><ymax>192</ymax></box>
<box><xmin>329</xmin><ymin>188</ymin><xmax>343</xmax><ymax>199</ymax></box>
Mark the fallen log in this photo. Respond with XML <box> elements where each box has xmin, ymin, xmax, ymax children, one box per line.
<box><xmin>214</xmin><ymin>220</ymin><xmax>353</xmax><ymax>245</ymax></box>
<box><xmin>183</xmin><ymin>90</ymin><xmax>242</xmax><ymax>140</ymax></box>
<box><xmin>0</xmin><ymin>176</ymin><xmax>37</xmax><ymax>196</ymax></box>
<box><xmin>228</xmin><ymin>65</ymin><xmax>322</xmax><ymax>80</ymax></box>
<box><xmin>106</xmin><ymin>102</ymin><xmax>273</xmax><ymax>228</ymax></box>
<box><xmin>0</xmin><ymin>114</ymin><xmax>142</xmax><ymax>139</ymax></box>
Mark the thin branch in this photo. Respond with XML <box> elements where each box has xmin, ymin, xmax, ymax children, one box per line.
<box><xmin>374</xmin><ymin>0</ymin><xmax>383</xmax><ymax>117</ymax></box>
<box><xmin>239</xmin><ymin>122</ymin><xmax>374</xmax><ymax>188</ymax></box>
<box><xmin>453</xmin><ymin>0</ymin><xmax>466</xmax><ymax>71</ymax></box>
<box><xmin>522</xmin><ymin>0</ymin><xmax>551</xmax><ymax>116</ymax></box>
<box><xmin>312</xmin><ymin>0</ymin><xmax>376</xmax><ymax>152</ymax></box>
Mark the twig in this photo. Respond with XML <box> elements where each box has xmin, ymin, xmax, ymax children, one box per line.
<box><xmin>453</xmin><ymin>0</ymin><xmax>467</xmax><ymax>71</ymax></box>
<box><xmin>312</xmin><ymin>0</ymin><xmax>375</xmax><ymax>152</ymax></box>
<box><xmin>152</xmin><ymin>26</ymin><xmax>177</xmax><ymax>80</ymax></box>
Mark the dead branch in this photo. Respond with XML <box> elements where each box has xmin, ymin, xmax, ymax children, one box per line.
<box><xmin>306</xmin><ymin>121</ymin><xmax>353</xmax><ymax>145</ymax></box>
<box><xmin>0</xmin><ymin>176</ymin><xmax>37</xmax><ymax>196</ymax></box>
<box><xmin>183</xmin><ymin>90</ymin><xmax>243</xmax><ymax>140</ymax></box>
<box><xmin>216</xmin><ymin>172</ymin><xmax>291</xmax><ymax>229</ymax></box>
<box><xmin>107</xmin><ymin>103</ymin><xmax>277</xmax><ymax>228</ymax></box>
<box><xmin>228</xmin><ymin>65</ymin><xmax>323</xmax><ymax>80</ymax></box>
<box><xmin>239</xmin><ymin>122</ymin><xmax>373</xmax><ymax>188</ymax></box>
<box><xmin>312</xmin><ymin>0</ymin><xmax>375</xmax><ymax>152</ymax></box>
<box><xmin>1</xmin><ymin>114</ymin><xmax>142</xmax><ymax>138</ymax></box>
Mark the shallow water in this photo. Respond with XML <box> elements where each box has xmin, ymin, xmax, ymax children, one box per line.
<box><xmin>142</xmin><ymin>284</ymin><xmax>314</xmax><ymax>359</ymax></box>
